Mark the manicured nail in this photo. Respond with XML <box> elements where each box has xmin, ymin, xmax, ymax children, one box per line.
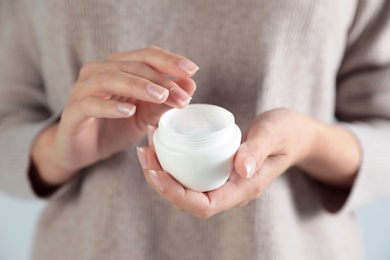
<box><xmin>149</xmin><ymin>170</ymin><xmax>164</xmax><ymax>192</ymax></box>
<box><xmin>136</xmin><ymin>147</ymin><xmax>148</xmax><ymax>169</ymax></box>
<box><xmin>178</xmin><ymin>59</ymin><xmax>199</xmax><ymax>75</ymax></box>
<box><xmin>147</xmin><ymin>125</ymin><xmax>156</xmax><ymax>145</ymax></box>
<box><xmin>169</xmin><ymin>88</ymin><xmax>192</xmax><ymax>107</ymax></box>
<box><xmin>245</xmin><ymin>154</ymin><xmax>257</xmax><ymax>178</ymax></box>
<box><xmin>146</xmin><ymin>84</ymin><xmax>169</xmax><ymax>100</ymax></box>
<box><xmin>117</xmin><ymin>103</ymin><xmax>136</xmax><ymax>116</ymax></box>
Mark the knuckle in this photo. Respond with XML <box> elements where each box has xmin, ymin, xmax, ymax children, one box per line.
<box><xmin>251</xmin><ymin>184</ymin><xmax>263</xmax><ymax>199</ymax></box>
<box><xmin>164</xmin><ymin>191</ymin><xmax>179</xmax><ymax>206</ymax></box>
<box><xmin>194</xmin><ymin>209</ymin><xmax>214</xmax><ymax>219</ymax></box>
<box><xmin>77</xmin><ymin>96</ymin><xmax>108</xmax><ymax>116</ymax></box>
<box><xmin>70</xmin><ymin>82</ymin><xmax>84</xmax><ymax>100</ymax></box>
<box><xmin>79</xmin><ymin>62</ymin><xmax>99</xmax><ymax>78</ymax></box>
<box><xmin>256</xmin><ymin>121</ymin><xmax>274</xmax><ymax>138</ymax></box>
<box><xmin>124</xmin><ymin>75</ymin><xmax>142</xmax><ymax>91</ymax></box>
<box><xmin>119</xmin><ymin>61</ymin><xmax>142</xmax><ymax>72</ymax></box>
<box><xmin>96</xmin><ymin>98</ymin><xmax>109</xmax><ymax>113</ymax></box>
<box><xmin>77</xmin><ymin>97</ymin><xmax>90</xmax><ymax>114</ymax></box>
<box><xmin>162</xmin><ymin>51</ymin><xmax>182</xmax><ymax>66</ymax></box>
<box><xmin>155</xmin><ymin>77</ymin><xmax>174</xmax><ymax>88</ymax></box>
<box><xmin>145</xmin><ymin>45</ymin><xmax>161</xmax><ymax>53</ymax></box>
<box><xmin>145</xmin><ymin>46</ymin><xmax>179</xmax><ymax>64</ymax></box>
<box><xmin>106</xmin><ymin>51</ymin><xmax>123</xmax><ymax>61</ymax></box>
<box><xmin>172</xmin><ymin>56</ymin><xmax>183</xmax><ymax>65</ymax></box>
<box><xmin>194</xmin><ymin>202</ymin><xmax>215</xmax><ymax>219</ymax></box>
<box><xmin>95</xmin><ymin>69</ymin><xmax>117</xmax><ymax>84</ymax></box>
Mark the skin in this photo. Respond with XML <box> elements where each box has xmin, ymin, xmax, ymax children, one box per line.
<box><xmin>31</xmin><ymin>46</ymin><xmax>198</xmax><ymax>186</ymax></box>
<box><xmin>138</xmin><ymin>109</ymin><xmax>361</xmax><ymax>218</ymax></box>
<box><xmin>31</xmin><ymin>46</ymin><xmax>361</xmax><ymax>219</ymax></box>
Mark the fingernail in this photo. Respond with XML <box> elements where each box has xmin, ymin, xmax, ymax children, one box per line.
<box><xmin>178</xmin><ymin>59</ymin><xmax>199</xmax><ymax>75</ymax></box>
<box><xmin>146</xmin><ymin>84</ymin><xmax>169</xmax><ymax>100</ymax></box>
<box><xmin>169</xmin><ymin>88</ymin><xmax>192</xmax><ymax>107</ymax></box>
<box><xmin>136</xmin><ymin>147</ymin><xmax>148</xmax><ymax>169</ymax></box>
<box><xmin>149</xmin><ymin>170</ymin><xmax>164</xmax><ymax>192</ymax></box>
<box><xmin>245</xmin><ymin>154</ymin><xmax>257</xmax><ymax>178</ymax></box>
<box><xmin>117</xmin><ymin>103</ymin><xmax>136</xmax><ymax>116</ymax></box>
<box><xmin>147</xmin><ymin>125</ymin><xmax>156</xmax><ymax>144</ymax></box>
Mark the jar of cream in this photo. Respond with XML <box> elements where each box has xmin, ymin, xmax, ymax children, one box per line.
<box><xmin>153</xmin><ymin>104</ymin><xmax>242</xmax><ymax>192</ymax></box>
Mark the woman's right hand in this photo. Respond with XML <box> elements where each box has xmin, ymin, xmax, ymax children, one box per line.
<box><xmin>31</xmin><ymin>46</ymin><xmax>198</xmax><ymax>187</ymax></box>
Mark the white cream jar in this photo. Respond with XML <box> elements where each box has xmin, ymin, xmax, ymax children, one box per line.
<box><xmin>153</xmin><ymin>104</ymin><xmax>242</xmax><ymax>192</ymax></box>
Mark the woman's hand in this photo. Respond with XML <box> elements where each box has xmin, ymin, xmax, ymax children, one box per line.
<box><xmin>31</xmin><ymin>46</ymin><xmax>198</xmax><ymax>187</ymax></box>
<box><xmin>137</xmin><ymin>108</ymin><xmax>361</xmax><ymax>218</ymax></box>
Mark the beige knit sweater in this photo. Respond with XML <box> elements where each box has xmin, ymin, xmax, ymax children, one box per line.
<box><xmin>1</xmin><ymin>1</ymin><xmax>390</xmax><ymax>259</ymax></box>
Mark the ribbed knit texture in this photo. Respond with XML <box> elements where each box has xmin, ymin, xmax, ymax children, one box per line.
<box><xmin>1</xmin><ymin>1</ymin><xmax>390</xmax><ymax>259</ymax></box>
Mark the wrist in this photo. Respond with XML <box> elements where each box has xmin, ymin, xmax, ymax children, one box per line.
<box><xmin>295</xmin><ymin>119</ymin><xmax>360</xmax><ymax>189</ymax></box>
<box><xmin>293</xmin><ymin>113</ymin><xmax>322</xmax><ymax>166</ymax></box>
<box><xmin>31</xmin><ymin>123</ymin><xmax>76</xmax><ymax>187</ymax></box>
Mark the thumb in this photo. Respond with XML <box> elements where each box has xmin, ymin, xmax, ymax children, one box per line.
<box><xmin>234</xmin><ymin>127</ymin><xmax>273</xmax><ymax>179</ymax></box>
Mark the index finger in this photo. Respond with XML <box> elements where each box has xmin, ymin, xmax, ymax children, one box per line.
<box><xmin>107</xmin><ymin>46</ymin><xmax>199</xmax><ymax>79</ymax></box>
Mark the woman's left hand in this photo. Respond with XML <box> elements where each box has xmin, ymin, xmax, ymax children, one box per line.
<box><xmin>137</xmin><ymin>108</ymin><xmax>360</xmax><ymax>218</ymax></box>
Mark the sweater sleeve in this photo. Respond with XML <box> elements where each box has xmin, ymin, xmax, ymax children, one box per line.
<box><xmin>0</xmin><ymin>2</ymin><xmax>59</xmax><ymax>199</ymax></box>
<box><xmin>333</xmin><ymin>0</ymin><xmax>390</xmax><ymax>214</ymax></box>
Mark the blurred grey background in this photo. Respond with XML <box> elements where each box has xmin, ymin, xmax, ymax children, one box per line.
<box><xmin>1</xmin><ymin>191</ymin><xmax>390</xmax><ymax>260</ymax></box>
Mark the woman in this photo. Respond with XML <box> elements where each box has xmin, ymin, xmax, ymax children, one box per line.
<box><xmin>1</xmin><ymin>1</ymin><xmax>389</xmax><ymax>259</ymax></box>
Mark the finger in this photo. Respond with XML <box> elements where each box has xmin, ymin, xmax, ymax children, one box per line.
<box><xmin>173</xmin><ymin>78</ymin><xmax>197</xmax><ymax>96</ymax></box>
<box><xmin>234</xmin><ymin>124</ymin><xmax>275</xmax><ymax>179</ymax></box>
<box><xmin>256</xmin><ymin>154</ymin><xmax>292</xmax><ymax>186</ymax></box>
<box><xmin>137</xmin><ymin>146</ymin><xmax>178</xmax><ymax>193</ymax></box>
<box><xmin>140</xmin><ymin>147</ymin><xmax>211</xmax><ymax>216</ymax></box>
<box><xmin>79</xmin><ymin>61</ymin><xmax>194</xmax><ymax>108</ymax></box>
<box><xmin>143</xmin><ymin>146</ymin><xmax>258</xmax><ymax>218</ymax></box>
<box><xmin>107</xmin><ymin>45</ymin><xmax>199</xmax><ymax>79</ymax></box>
<box><xmin>149</xmin><ymin>169</ymin><xmax>212</xmax><ymax>218</ymax></box>
<box><xmin>128</xmin><ymin>78</ymin><xmax>196</xmax><ymax>135</ymax></box>
<box><xmin>64</xmin><ymin>96</ymin><xmax>136</xmax><ymax>124</ymax></box>
<box><xmin>76</xmin><ymin>69</ymin><xmax>172</xmax><ymax>104</ymax></box>
<box><xmin>206</xmin><ymin>171</ymin><xmax>254</xmax><ymax>208</ymax></box>
<box><xmin>139</xmin><ymin>146</ymin><xmax>263</xmax><ymax>218</ymax></box>
<box><xmin>141</xmin><ymin>79</ymin><xmax>196</xmax><ymax>138</ymax></box>
<box><xmin>237</xmin><ymin>201</ymin><xmax>249</xmax><ymax>207</ymax></box>
<box><xmin>134</xmin><ymin>79</ymin><xmax>196</xmax><ymax>128</ymax></box>
<box><xmin>136</xmin><ymin>146</ymin><xmax>162</xmax><ymax>173</ymax></box>
<box><xmin>139</xmin><ymin>79</ymin><xmax>196</xmax><ymax>146</ymax></box>
<box><xmin>131</xmin><ymin>101</ymin><xmax>171</xmax><ymax>131</ymax></box>
<box><xmin>146</xmin><ymin>124</ymin><xmax>157</xmax><ymax>148</ymax></box>
<box><xmin>204</xmin><ymin>156</ymin><xmax>290</xmax><ymax>215</ymax></box>
<box><xmin>148</xmin><ymin>77</ymin><xmax>196</xmax><ymax>109</ymax></box>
